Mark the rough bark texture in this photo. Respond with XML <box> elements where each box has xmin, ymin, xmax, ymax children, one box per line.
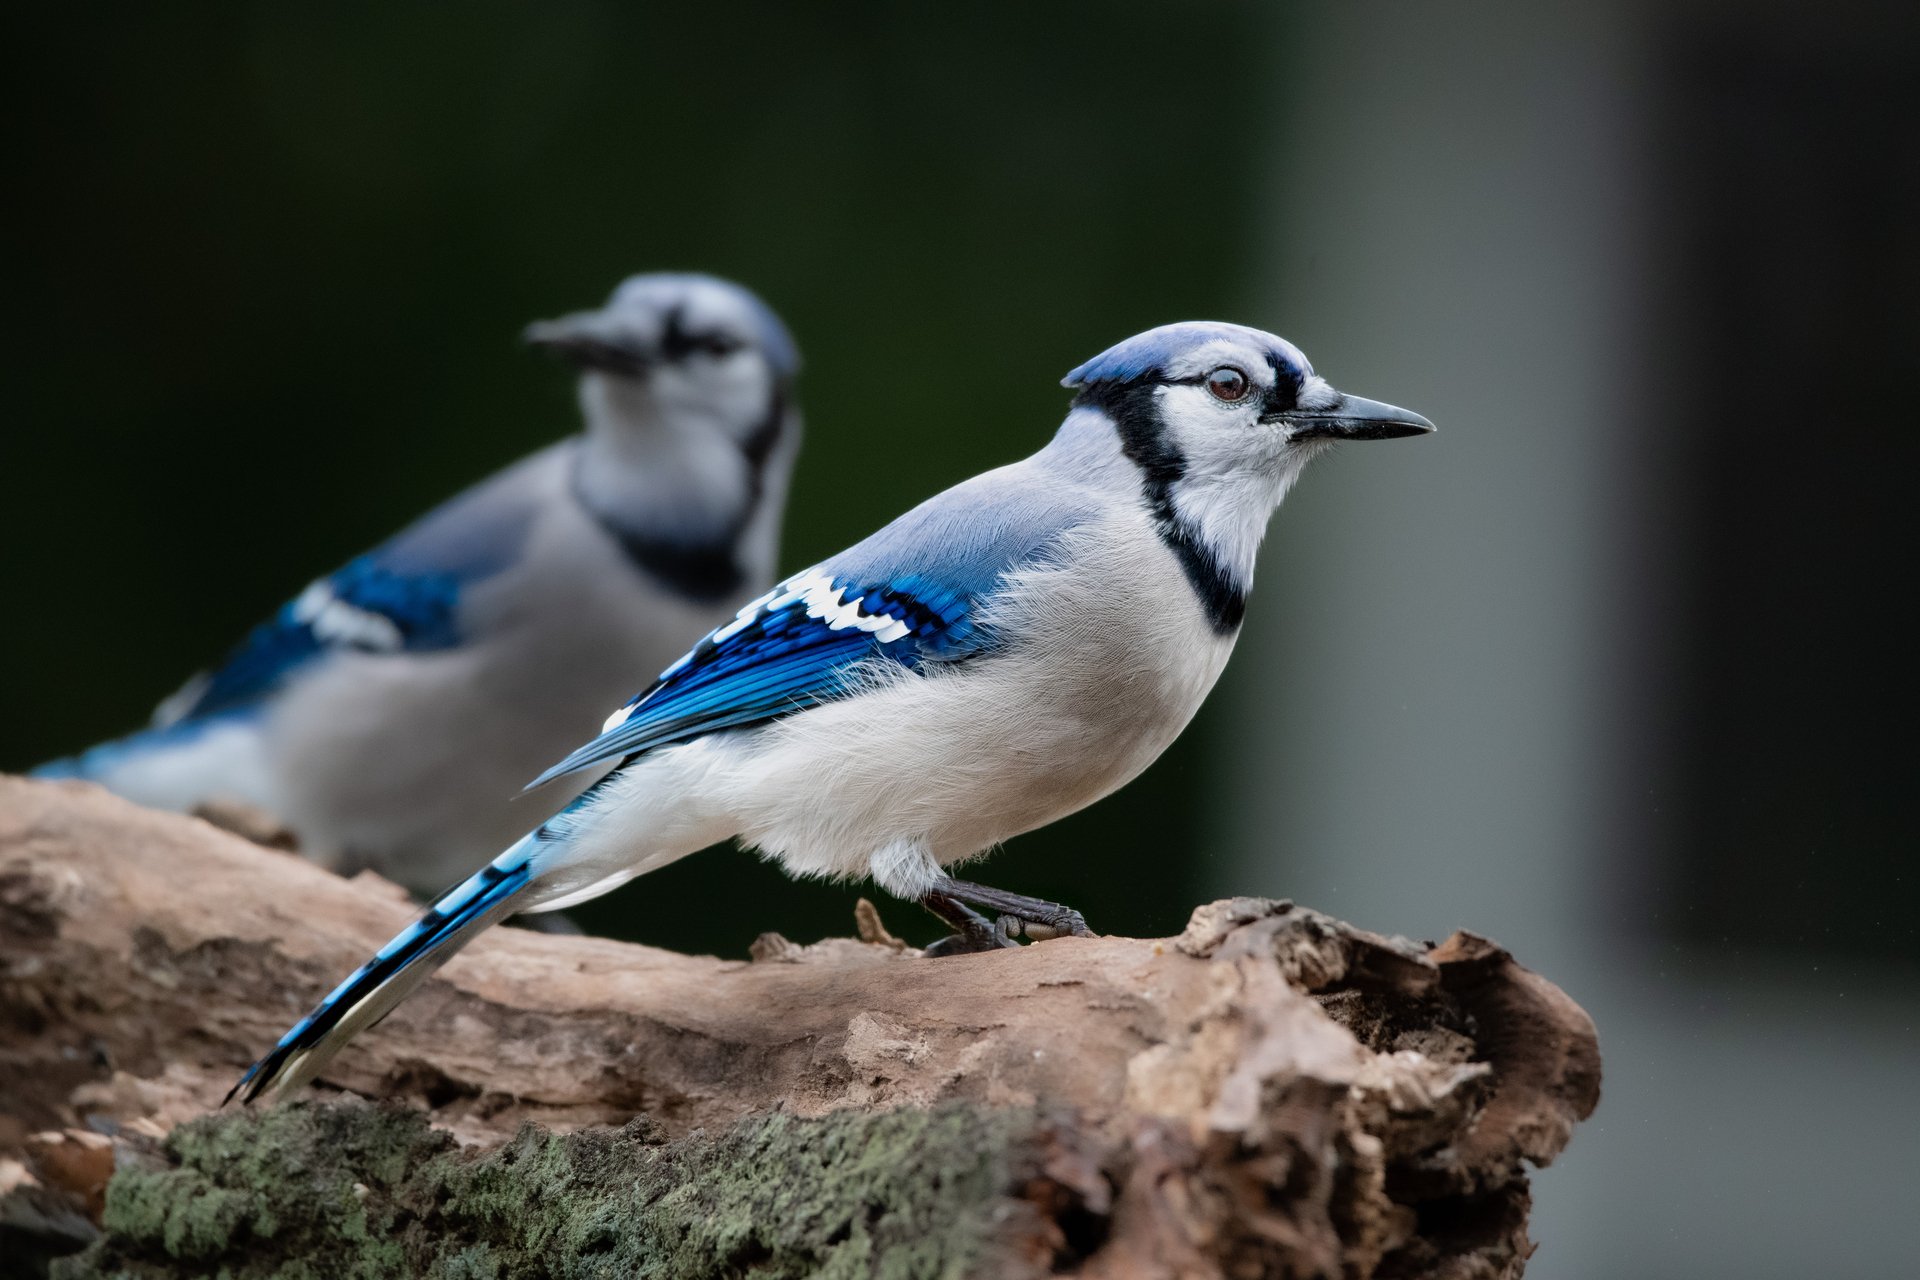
<box><xmin>0</xmin><ymin>777</ymin><xmax>1601</xmax><ymax>1279</ymax></box>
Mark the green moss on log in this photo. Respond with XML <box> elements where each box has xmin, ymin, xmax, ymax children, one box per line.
<box><xmin>53</xmin><ymin>1100</ymin><xmax>1073</xmax><ymax>1280</ymax></box>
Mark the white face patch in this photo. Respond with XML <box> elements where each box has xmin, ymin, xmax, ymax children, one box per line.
<box><xmin>1293</xmin><ymin>375</ymin><xmax>1340</xmax><ymax>413</ymax></box>
<box><xmin>1143</xmin><ymin>346</ymin><xmax>1328</xmax><ymax>598</ymax></box>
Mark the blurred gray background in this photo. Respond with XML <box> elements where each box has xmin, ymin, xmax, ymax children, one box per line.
<box><xmin>3</xmin><ymin>3</ymin><xmax>1913</xmax><ymax>1275</ymax></box>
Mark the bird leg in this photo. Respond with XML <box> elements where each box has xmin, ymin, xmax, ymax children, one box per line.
<box><xmin>919</xmin><ymin>890</ymin><xmax>1016</xmax><ymax>957</ymax></box>
<box><xmin>918</xmin><ymin>877</ymin><xmax>1092</xmax><ymax>956</ymax></box>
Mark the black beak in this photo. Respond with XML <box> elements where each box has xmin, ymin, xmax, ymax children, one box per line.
<box><xmin>1264</xmin><ymin>393</ymin><xmax>1436</xmax><ymax>441</ymax></box>
<box><xmin>523</xmin><ymin>315</ymin><xmax>652</xmax><ymax>376</ymax></box>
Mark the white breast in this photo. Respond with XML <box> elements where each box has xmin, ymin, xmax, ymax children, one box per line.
<box><xmin>716</xmin><ymin>507</ymin><xmax>1238</xmax><ymax>886</ymax></box>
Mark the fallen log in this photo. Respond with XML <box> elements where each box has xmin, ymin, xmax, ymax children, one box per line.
<box><xmin>0</xmin><ymin>777</ymin><xmax>1600</xmax><ymax>1278</ymax></box>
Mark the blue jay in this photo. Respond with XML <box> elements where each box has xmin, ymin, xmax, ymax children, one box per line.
<box><xmin>232</xmin><ymin>320</ymin><xmax>1433</xmax><ymax>1102</ymax></box>
<box><xmin>34</xmin><ymin>274</ymin><xmax>803</xmax><ymax>895</ymax></box>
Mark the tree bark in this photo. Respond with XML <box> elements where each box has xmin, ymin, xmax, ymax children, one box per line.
<box><xmin>0</xmin><ymin>777</ymin><xmax>1600</xmax><ymax>1278</ymax></box>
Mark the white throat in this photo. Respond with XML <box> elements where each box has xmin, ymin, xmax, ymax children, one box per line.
<box><xmin>574</xmin><ymin>374</ymin><xmax>765</xmax><ymax>544</ymax></box>
<box><xmin>1168</xmin><ymin>444</ymin><xmax>1322</xmax><ymax>593</ymax></box>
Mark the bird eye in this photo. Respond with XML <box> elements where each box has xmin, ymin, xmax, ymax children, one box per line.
<box><xmin>1206</xmin><ymin>367</ymin><xmax>1251</xmax><ymax>403</ymax></box>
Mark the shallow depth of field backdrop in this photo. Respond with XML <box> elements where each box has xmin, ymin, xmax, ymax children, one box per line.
<box><xmin>3</xmin><ymin>4</ymin><xmax>1913</xmax><ymax>1277</ymax></box>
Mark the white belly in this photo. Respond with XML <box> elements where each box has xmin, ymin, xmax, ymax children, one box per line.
<box><xmin>720</xmin><ymin>513</ymin><xmax>1237</xmax><ymax>884</ymax></box>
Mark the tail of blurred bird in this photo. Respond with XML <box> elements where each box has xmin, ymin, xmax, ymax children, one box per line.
<box><xmin>29</xmin><ymin>713</ymin><xmax>270</xmax><ymax>815</ymax></box>
<box><xmin>228</xmin><ymin>830</ymin><xmax>545</xmax><ymax>1104</ymax></box>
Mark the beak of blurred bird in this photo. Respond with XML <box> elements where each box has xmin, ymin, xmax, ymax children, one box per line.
<box><xmin>523</xmin><ymin>312</ymin><xmax>652</xmax><ymax>376</ymax></box>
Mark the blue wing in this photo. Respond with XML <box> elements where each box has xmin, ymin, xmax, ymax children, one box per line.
<box><xmin>526</xmin><ymin>567</ymin><xmax>979</xmax><ymax>786</ymax></box>
<box><xmin>163</xmin><ymin>558</ymin><xmax>466</xmax><ymax>721</ymax></box>
<box><xmin>159</xmin><ymin>449</ymin><xmax>549</xmax><ymax>725</ymax></box>
<box><xmin>529</xmin><ymin>462</ymin><xmax>1096</xmax><ymax>787</ymax></box>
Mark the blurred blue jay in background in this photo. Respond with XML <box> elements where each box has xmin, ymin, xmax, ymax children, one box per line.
<box><xmin>233</xmin><ymin>319</ymin><xmax>1434</xmax><ymax>1102</ymax></box>
<box><xmin>35</xmin><ymin>273</ymin><xmax>803</xmax><ymax>894</ymax></box>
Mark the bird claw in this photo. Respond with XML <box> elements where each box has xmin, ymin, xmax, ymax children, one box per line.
<box><xmin>1017</xmin><ymin>908</ymin><xmax>1091</xmax><ymax>941</ymax></box>
<box><xmin>918</xmin><ymin>881</ymin><xmax>1092</xmax><ymax>957</ymax></box>
<box><xmin>924</xmin><ymin>908</ymin><xmax>1093</xmax><ymax>955</ymax></box>
<box><xmin>923</xmin><ymin>916</ymin><xmax>1020</xmax><ymax>957</ymax></box>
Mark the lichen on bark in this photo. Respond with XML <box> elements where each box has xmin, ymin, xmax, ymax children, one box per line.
<box><xmin>66</xmin><ymin>1099</ymin><xmax>1089</xmax><ymax>1280</ymax></box>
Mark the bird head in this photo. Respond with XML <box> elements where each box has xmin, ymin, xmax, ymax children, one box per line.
<box><xmin>526</xmin><ymin>273</ymin><xmax>799</xmax><ymax>450</ymax></box>
<box><xmin>1062</xmin><ymin>322</ymin><xmax>1433</xmax><ymax>619</ymax></box>
<box><xmin>1063</xmin><ymin>321</ymin><xmax>1432</xmax><ymax>494</ymax></box>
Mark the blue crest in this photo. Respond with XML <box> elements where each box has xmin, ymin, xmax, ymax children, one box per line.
<box><xmin>1062</xmin><ymin>321</ymin><xmax>1308</xmax><ymax>389</ymax></box>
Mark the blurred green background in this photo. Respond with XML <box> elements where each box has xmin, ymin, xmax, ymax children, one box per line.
<box><xmin>4</xmin><ymin>4</ymin><xmax>1915</xmax><ymax>1277</ymax></box>
<box><xmin>4</xmin><ymin>3</ymin><xmax>1274</xmax><ymax>952</ymax></box>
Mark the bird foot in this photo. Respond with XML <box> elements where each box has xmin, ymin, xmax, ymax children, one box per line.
<box><xmin>918</xmin><ymin>881</ymin><xmax>1092</xmax><ymax>957</ymax></box>
<box><xmin>921</xmin><ymin>909</ymin><xmax>1093</xmax><ymax>957</ymax></box>
<box><xmin>922</xmin><ymin>915</ymin><xmax>1020</xmax><ymax>957</ymax></box>
<box><xmin>1008</xmin><ymin>908</ymin><xmax>1091</xmax><ymax>941</ymax></box>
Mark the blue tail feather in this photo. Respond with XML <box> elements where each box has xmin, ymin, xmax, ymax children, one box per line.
<box><xmin>31</xmin><ymin>724</ymin><xmax>190</xmax><ymax>782</ymax></box>
<box><xmin>27</xmin><ymin>756</ymin><xmax>88</xmax><ymax>781</ymax></box>
<box><xmin>228</xmin><ymin>846</ymin><xmax>535</xmax><ymax>1104</ymax></box>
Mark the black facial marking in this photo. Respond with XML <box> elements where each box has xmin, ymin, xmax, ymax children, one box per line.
<box><xmin>572</xmin><ymin>383</ymin><xmax>793</xmax><ymax>603</ymax></box>
<box><xmin>660</xmin><ymin>303</ymin><xmax>745</xmax><ymax>362</ymax></box>
<box><xmin>596</xmin><ymin>529</ymin><xmax>746</xmax><ymax>602</ymax></box>
<box><xmin>736</xmin><ymin>382</ymin><xmax>787</xmax><ymax>477</ymax></box>
<box><xmin>1072</xmin><ymin>381</ymin><xmax>1248</xmax><ymax>634</ymax></box>
<box><xmin>1262</xmin><ymin>353</ymin><xmax>1301</xmax><ymax>416</ymax></box>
